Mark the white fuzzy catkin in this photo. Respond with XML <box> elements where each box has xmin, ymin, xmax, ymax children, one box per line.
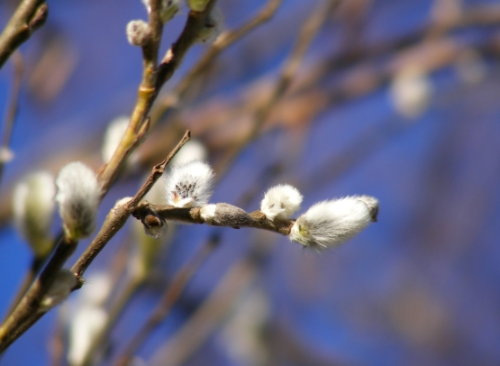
<box><xmin>260</xmin><ymin>184</ymin><xmax>302</xmax><ymax>220</ymax></box>
<box><xmin>142</xmin><ymin>0</ymin><xmax>181</xmax><ymax>23</ymax></box>
<box><xmin>55</xmin><ymin>162</ymin><xmax>100</xmax><ymax>239</ymax></box>
<box><xmin>165</xmin><ymin>160</ymin><xmax>214</xmax><ymax>208</ymax></box>
<box><xmin>39</xmin><ymin>269</ymin><xmax>77</xmax><ymax>311</ymax></box>
<box><xmin>126</xmin><ymin>20</ymin><xmax>151</xmax><ymax>46</ymax></box>
<box><xmin>195</xmin><ymin>7</ymin><xmax>224</xmax><ymax>43</ymax></box>
<box><xmin>289</xmin><ymin>195</ymin><xmax>378</xmax><ymax>251</ymax></box>
<box><xmin>12</xmin><ymin>171</ymin><xmax>56</xmax><ymax>256</ymax></box>
<box><xmin>390</xmin><ymin>66</ymin><xmax>432</xmax><ymax>119</ymax></box>
<box><xmin>101</xmin><ymin>116</ymin><xmax>129</xmax><ymax>164</ymax></box>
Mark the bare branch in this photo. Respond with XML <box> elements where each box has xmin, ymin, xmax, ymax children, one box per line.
<box><xmin>72</xmin><ymin>130</ymin><xmax>191</xmax><ymax>279</ymax></box>
<box><xmin>0</xmin><ymin>0</ymin><xmax>47</xmax><ymax>70</ymax></box>
<box><xmin>0</xmin><ymin>51</ymin><xmax>23</xmax><ymax>185</ymax></box>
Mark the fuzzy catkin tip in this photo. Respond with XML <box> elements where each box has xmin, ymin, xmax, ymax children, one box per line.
<box><xmin>126</xmin><ymin>19</ymin><xmax>151</xmax><ymax>46</ymax></box>
<box><xmin>195</xmin><ymin>7</ymin><xmax>224</xmax><ymax>44</ymax></box>
<box><xmin>13</xmin><ymin>171</ymin><xmax>56</xmax><ymax>256</ymax></box>
<box><xmin>260</xmin><ymin>184</ymin><xmax>303</xmax><ymax>220</ymax></box>
<box><xmin>289</xmin><ymin>196</ymin><xmax>379</xmax><ymax>251</ymax></box>
<box><xmin>55</xmin><ymin>162</ymin><xmax>100</xmax><ymax>240</ymax></box>
<box><xmin>165</xmin><ymin>160</ymin><xmax>214</xmax><ymax>208</ymax></box>
<box><xmin>39</xmin><ymin>269</ymin><xmax>77</xmax><ymax>311</ymax></box>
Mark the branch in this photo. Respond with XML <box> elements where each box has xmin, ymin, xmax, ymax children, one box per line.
<box><xmin>72</xmin><ymin>130</ymin><xmax>191</xmax><ymax>279</ymax></box>
<box><xmin>0</xmin><ymin>0</ymin><xmax>48</xmax><ymax>70</ymax></box>
<box><xmin>216</xmin><ymin>0</ymin><xmax>340</xmax><ymax>172</ymax></box>
<box><xmin>0</xmin><ymin>51</ymin><xmax>23</xmax><ymax>185</ymax></box>
<box><xmin>113</xmin><ymin>235</ymin><xmax>219</xmax><ymax>366</ymax></box>
<box><xmin>132</xmin><ymin>201</ymin><xmax>293</xmax><ymax>236</ymax></box>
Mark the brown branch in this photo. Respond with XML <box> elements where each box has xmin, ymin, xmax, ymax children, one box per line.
<box><xmin>98</xmin><ymin>0</ymin><xmax>218</xmax><ymax>197</ymax></box>
<box><xmin>0</xmin><ymin>0</ymin><xmax>47</xmax><ymax>70</ymax></box>
<box><xmin>132</xmin><ymin>201</ymin><xmax>293</xmax><ymax>236</ymax></box>
<box><xmin>113</xmin><ymin>234</ymin><xmax>219</xmax><ymax>366</ymax></box>
<box><xmin>72</xmin><ymin>130</ymin><xmax>191</xmax><ymax>279</ymax></box>
<box><xmin>0</xmin><ymin>131</ymin><xmax>190</xmax><ymax>352</ymax></box>
<box><xmin>0</xmin><ymin>235</ymin><xmax>77</xmax><ymax>352</ymax></box>
<box><xmin>154</xmin><ymin>0</ymin><xmax>283</xmax><ymax>117</ymax></box>
<box><xmin>216</xmin><ymin>0</ymin><xmax>340</xmax><ymax>172</ymax></box>
<box><xmin>148</xmin><ymin>245</ymin><xmax>266</xmax><ymax>366</ymax></box>
<box><xmin>0</xmin><ymin>51</ymin><xmax>23</xmax><ymax>185</ymax></box>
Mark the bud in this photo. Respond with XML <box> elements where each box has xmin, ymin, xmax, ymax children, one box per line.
<box><xmin>289</xmin><ymin>195</ymin><xmax>378</xmax><ymax>251</ymax></box>
<box><xmin>126</xmin><ymin>20</ymin><xmax>151</xmax><ymax>46</ymax></box>
<box><xmin>200</xmin><ymin>203</ymin><xmax>252</xmax><ymax>227</ymax></box>
<box><xmin>260</xmin><ymin>184</ymin><xmax>302</xmax><ymax>221</ymax></box>
<box><xmin>39</xmin><ymin>269</ymin><xmax>77</xmax><ymax>311</ymax></box>
<box><xmin>12</xmin><ymin>171</ymin><xmax>56</xmax><ymax>257</ymax></box>
<box><xmin>101</xmin><ymin>115</ymin><xmax>129</xmax><ymax>164</ymax></box>
<box><xmin>55</xmin><ymin>162</ymin><xmax>100</xmax><ymax>240</ymax></box>
<box><xmin>142</xmin><ymin>0</ymin><xmax>181</xmax><ymax>23</ymax></box>
<box><xmin>195</xmin><ymin>7</ymin><xmax>224</xmax><ymax>44</ymax></box>
<box><xmin>165</xmin><ymin>160</ymin><xmax>214</xmax><ymax>208</ymax></box>
<box><xmin>186</xmin><ymin>0</ymin><xmax>210</xmax><ymax>12</ymax></box>
<box><xmin>390</xmin><ymin>66</ymin><xmax>432</xmax><ymax>119</ymax></box>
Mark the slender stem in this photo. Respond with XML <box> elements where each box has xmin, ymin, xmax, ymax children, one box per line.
<box><xmin>72</xmin><ymin>130</ymin><xmax>191</xmax><ymax>279</ymax></box>
<box><xmin>113</xmin><ymin>235</ymin><xmax>219</xmax><ymax>366</ymax></box>
<box><xmin>0</xmin><ymin>0</ymin><xmax>47</xmax><ymax>70</ymax></box>
<box><xmin>79</xmin><ymin>276</ymin><xmax>143</xmax><ymax>366</ymax></box>
<box><xmin>217</xmin><ymin>0</ymin><xmax>340</xmax><ymax>172</ymax></box>
<box><xmin>0</xmin><ymin>235</ymin><xmax>77</xmax><ymax>352</ymax></box>
<box><xmin>0</xmin><ymin>51</ymin><xmax>23</xmax><ymax>185</ymax></box>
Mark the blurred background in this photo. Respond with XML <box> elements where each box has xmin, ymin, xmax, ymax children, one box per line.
<box><xmin>0</xmin><ymin>0</ymin><xmax>500</xmax><ymax>365</ymax></box>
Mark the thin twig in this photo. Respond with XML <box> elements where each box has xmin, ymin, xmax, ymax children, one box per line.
<box><xmin>0</xmin><ymin>131</ymin><xmax>191</xmax><ymax>352</ymax></box>
<box><xmin>0</xmin><ymin>235</ymin><xmax>77</xmax><ymax>352</ymax></box>
<box><xmin>132</xmin><ymin>201</ymin><xmax>293</xmax><ymax>236</ymax></box>
<box><xmin>72</xmin><ymin>130</ymin><xmax>191</xmax><ymax>279</ymax></box>
<box><xmin>216</xmin><ymin>0</ymin><xmax>340</xmax><ymax>172</ymax></box>
<box><xmin>0</xmin><ymin>0</ymin><xmax>47</xmax><ymax>70</ymax></box>
<box><xmin>152</xmin><ymin>0</ymin><xmax>283</xmax><ymax>122</ymax></box>
<box><xmin>113</xmin><ymin>234</ymin><xmax>219</xmax><ymax>366</ymax></box>
<box><xmin>0</xmin><ymin>51</ymin><xmax>23</xmax><ymax>185</ymax></box>
<box><xmin>148</xmin><ymin>244</ymin><xmax>266</xmax><ymax>366</ymax></box>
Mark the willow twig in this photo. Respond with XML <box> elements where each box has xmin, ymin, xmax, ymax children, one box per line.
<box><xmin>113</xmin><ymin>234</ymin><xmax>219</xmax><ymax>366</ymax></box>
<box><xmin>0</xmin><ymin>51</ymin><xmax>23</xmax><ymax>185</ymax></box>
<box><xmin>0</xmin><ymin>0</ymin><xmax>47</xmax><ymax>70</ymax></box>
<box><xmin>217</xmin><ymin>0</ymin><xmax>340</xmax><ymax>172</ymax></box>
<box><xmin>148</xmin><ymin>244</ymin><xmax>266</xmax><ymax>366</ymax></box>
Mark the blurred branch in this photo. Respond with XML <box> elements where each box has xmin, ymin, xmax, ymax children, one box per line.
<box><xmin>149</xmin><ymin>244</ymin><xmax>266</xmax><ymax>366</ymax></box>
<box><xmin>0</xmin><ymin>0</ymin><xmax>47</xmax><ymax>70</ymax></box>
<box><xmin>152</xmin><ymin>0</ymin><xmax>283</xmax><ymax>122</ymax></box>
<box><xmin>0</xmin><ymin>51</ymin><xmax>23</xmax><ymax>185</ymax></box>
<box><xmin>113</xmin><ymin>234</ymin><xmax>219</xmax><ymax>366</ymax></box>
<box><xmin>216</xmin><ymin>0</ymin><xmax>340</xmax><ymax>171</ymax></box>
<box><xmin>132</xmin><ymin>201</ymin><xmax>294</xmax><ymax>236</ymax></box>
<box><xmin>0</xmin><ymin>131</ymin><xmax>191</xmax><ymax>352</ymax></box>
<box><xmin>72</xmin><ymin>130</ymin><xmax>191</xmax><ymax>280</ymax></box>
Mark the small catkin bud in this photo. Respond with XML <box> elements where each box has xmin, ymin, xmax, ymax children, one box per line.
<box><xmin>13</xmin><ymin>171</ymin><xmax>56</xmax><ymax>257</ymax></box>
<box><xmin>260</xmin><ymin>184</ymin><xmax>303</xmax><ymax>221</ymax></box>
<box><xmin>165</xmin><ymin>160</ymin><xmax>214</xmax><ymax>208</ymax></box>
<box><xmin>39</xmin><ymin>269</ymin><xmax>77</xmax><ymax>311</ymax></box>
<box><xmin>195</xmin><ymin>7</ymin><xmax>224</xmax><ymax>44</ymax></box>
<box><xmin>201</xmin><ymin>203</ymin><xmax>252</xmax><ymax>227</ymax></box>
<box><xmin>187</xmin><ymin>0</ymin><xmax>210</xmax><ymax>12</ymax></box>
<box><xmin>390</xmin><ymin>66</ymin><xmax>432</xmax><ymax>119</ymax></box>
<box><xmin>289</xmin><ymin>195</ymin><xmax>379</xmax><ymax>251</ymax></box>
<box><xmin>55</xmin><ymin>162</ymin><xmax>100</xmax><ymax>240</ymax></box>
<box><xmin>101</xmin><ymin>116</ymin><xmax>129</xmax><ymax>164</ymax></box>
<box><xmin>126</xmin><ymin>20</ymin><xmax>151</xmax><ymax>46</ymax></box>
